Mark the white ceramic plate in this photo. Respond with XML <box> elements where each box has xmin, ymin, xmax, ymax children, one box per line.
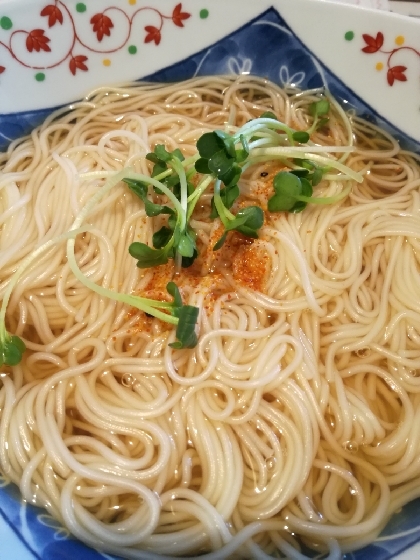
<box><xmin>1</xmin><ymin>0</ymin><xmax>420</xmax><ymax>558</ymax></box>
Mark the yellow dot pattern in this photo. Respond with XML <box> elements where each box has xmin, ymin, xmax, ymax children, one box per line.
<box><xmin>103</xmin><ymin>59</ymin><xmax>111</xmax><ymax>67</ymax></box>
<box><xmin>376</xmin><ymin>62</ymin><xmax>384</xmax><ymax>71</ymax></box>
<box><xmin>395</xmin><ymin>35</ymin><xmax>404</xmax><ymax>46</ymax></box>
<box><xmin>128</xmin><ymin>0</ymin><xmax>136</xmax><ymax>4</ymax></box>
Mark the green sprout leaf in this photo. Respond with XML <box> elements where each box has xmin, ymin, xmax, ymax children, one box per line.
<box><xmin>143</xmin><ymin>201</ymin><xmax>172</xmax><ymax>217</ymax></box>
<box><xmin>129</xmin><ymin>242</ymin><xmax>170</xmax><ymax>268</ymax></box>
<box><xmin>196</xmin><ymin>131</ymin><xmax>244</xmax><ymax>188</ymax></box>
<box><xmin>317</xmin><ymin>117</ymin><xmax>329</xmax><ymax>130</ymax></box>
<box><xmin>177</xmin><ymin>230</ymin><xmax>196</xmax><ymax>258</ymax></box>
<box><xmin>219</xmin><ymin>162</ymin><xmax>241</xmax><ymax>189</ymax></box>
<box><xmin>197</xmin><ymin>132</ymin><xmax>227</xmax><ymax>159</ymax></box>
<box><xmin>268</xmin><ymin>167</ymin><xmax>345</xmax><ymax>214</ymax></box>
<box><xmin>165</xmin><ymin>282</ymin><xmax>199</xmax><ymax>349</ymax></box>
<box><xmin>145</xmin><ymin>145</ymin><xmax>185</xmax><ymax>195</ymax></box>
<box><xmin>210</xmin><ymin>184</ymin><xmax>240</xmax><ymax>219</ymax></box>
<box><xmin>150</xmin><ymin>160</ymin><xmax>168</xmax><ymax>176</ymax></box>
<box><xmin>124</xmin><ymin>178</ymin><xmax>173</xmax><ymax>217</ymax></box>
<box><xmin>147</xmin><ymin>145</ymin><xmax>184</xmax><ymax>165</ymax></box>
<box><xmin>311</xmin><ymin>168</ymin><xmax>324</xmax><ymax>186</ymax></box>
<box><xmin>214</xmin><ymin>206</ymin><xmax>264</xmax><ymax>249</ymax></box>
<box><xmin>294</xmin><ymin>158</ymin><xmax>314</xmax><ymax>170</ymax></box>
<box><xmin>170</xmin><ymin>305</ymin><xmax>199</xmax><ymax>349</ymax></box>
<box><xmin>145</xmin><ymin>152</ymin><xmax>160</xmax><ymax>164</ymax></box>
<box><xmin>289</xmin><ymin>177</ymin><xmax>313</xmax><ymax>213</ymax></box>
<box><xmin>181</xmin><ymin>249</ymin><xmax>198</xmax><ymax>268</ymax></box>
<box><xmin>308</xmin><ymin>99</ymin><xmax>330</xmax><ymax>132</ymax></box>
<box><xmin>268</xmin><ymin>172</ymin><xmax>313</xmax><ymax>213</ymax></box>
<box><xmin>235</xmin><ymin>134</ymin><xmax>249</xmax><ymax>163</ymax></box>
<box><xmin>228</xmin><ymin>206</ymin><xmax>264</xmax><ymax>237</ymax></box>
<box><xmin>208</xmin><ymin>150</ymin><xmax>234</xmax><ymax>176</ymax></box>
<box><xmin>292</xmin><ymin>131</ymin><xmax>310</xmax><ymax>143</ymax></box>
<box><xmin>213</xmin><ymin>231</ymin><xmax>228</xmax><ymax>251</ymax></box>
<box><xmin>166</xmin><ymin>281</ymin><xmax>183</xmax><ymax>309</ymax></box>
<box><xmin>268</xmin><ymin>171</ymin><xmax>303</xmax><ymax>212</ymax></box>
<box><xmin>195</xmin><ymin>158</ymin><xmax>212</xmax><ymax>174</ymax></box>
<box><xmin>152</xmin><ymin>227</ymin><xmax>173</xmax><ymax>250</ymax></box>
<box><xmin>309</xmin><ymin>99</ymin><xmax>330</xmax><ymax>117</ymax></box>
<box><xmin>123</xmin><ymin>178</ymin><xmax>148</xmax><ymax>198</ymax></box>
<box><xmin>290</xmin><ymin>168</ymin><xmax>310</xmax><ymax>178</ymax></box>
<box><xmin>260</xmin><ymin>111</ymin><xmax>278</xmax><ymax>120</ymax></box>
<box><xmin>0</xmin><ymin>334</ymin><xmax>26</xmax><ymax>367</ymax></box>
<box><xmin>215</xmin><ymin>131</ymin><xmax>236</xmax><ymax>158</ymax></box>
<box><xmin>292</xmin><ymin>159</ymin><xmax>326</xmax><ymax>186</ymax></box>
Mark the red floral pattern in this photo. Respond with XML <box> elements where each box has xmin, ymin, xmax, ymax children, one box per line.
<box><xmin>69</xmin><ymin>55</ymin><xmax>88</xmax><ymax>75</ymax></box>
<box><xmin>144</xmin><ymin>25</ymin><xmax>161</xmax><ymax>46</ymax></box>
<box><xmin>360</xmin><ymin>31</ymin><xmax>420</xmax><ymax>87</ymax></box>
<box><xmin>40</xmin><ymin>4</ymin><xmax>64</xmax><ymax>27</ymax></box>
<box><xmin>26</xmin><ymin>29</ymin><xmax>51</xmax><ymax>53</ymax></box>
<box><xmin>172</xmin><ymin>3</ymin><xmax>191</xmax><ymax>27</ymax></box>
<box><xmin>361</xmin><ymin>32</ymin><xmax>383</xmax><ymax>54</ymax></box>
<box><xmin>387</xmin><ymin>65</ymin><xmax>407</xmax><ymax>86</ymax></box>
<box><xmin>90</xmin><ymin>13</ymin><xmax>114</xmax><ymax>42</ymax></box>
<box><xmin>0</xmin><ymin>1</ymin><xmax>192</xmax><ymax>77</ymax></box>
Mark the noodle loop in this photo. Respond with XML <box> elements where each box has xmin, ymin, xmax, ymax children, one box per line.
<box><xmin>1</xmin><ymin>76</ymin><xmax>420</xmax><ymax>558</ymax></box>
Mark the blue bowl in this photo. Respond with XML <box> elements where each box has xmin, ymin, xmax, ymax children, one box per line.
<box><xmin>1</xmin><ymin>1</ymin><xmax>420</xmax><ymax>558</ymax></box>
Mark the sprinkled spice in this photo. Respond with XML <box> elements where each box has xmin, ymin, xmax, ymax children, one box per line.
<box><xmin>232</xmin><ymin>241</ymin><xmax>269</xmax><ymax>292</ymax></box>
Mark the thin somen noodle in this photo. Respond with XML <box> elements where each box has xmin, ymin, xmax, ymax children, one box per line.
<box><xmin>1</xmin><ymin>75</ymin><xmax>420</xmax><ymax>559</ymax></box>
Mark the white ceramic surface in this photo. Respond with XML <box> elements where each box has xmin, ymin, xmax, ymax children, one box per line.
<box><xmin>1</xmin><ymin>0</ymin><xmax>420</xmax><ymax>147</ymax></box>
<box><xmin>1</xmin><ymin>1</ymin><xmax>420</xmax><ymax>559</ymax></box>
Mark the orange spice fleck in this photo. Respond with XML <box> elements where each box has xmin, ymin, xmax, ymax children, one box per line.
<box><xmin>232</xmin><ymin>241</ymin><xmax>269</xmax><ymax>292</ymax></box>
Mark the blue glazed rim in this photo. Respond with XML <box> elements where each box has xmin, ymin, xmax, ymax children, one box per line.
<box><xmin>1</xmin><ymin>6</ymin><xmax>420</xmax><ymax>560</ymax></box>
<box><xmin>1</xmin><ymin>7</ymin><xmax>419</xmax><ymax>153</ymax></box>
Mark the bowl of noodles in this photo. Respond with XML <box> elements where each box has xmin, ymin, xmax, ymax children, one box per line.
<box><xmin>2</xmin><ymin>0</ymin><xmax>420</xmax><ymax>559</ymax></box>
